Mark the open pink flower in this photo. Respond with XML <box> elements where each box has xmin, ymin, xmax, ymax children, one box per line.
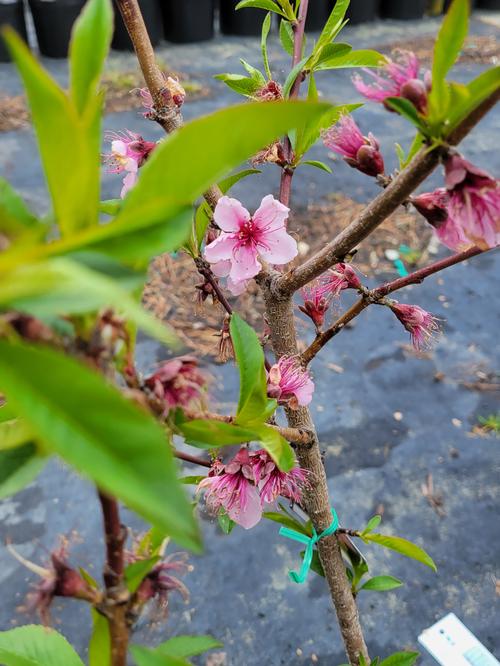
<box><xmin>353</xmin><ymin>50</ymin><xmax>429</xmax><ymax>114</ymax></box>
<box><xmin>390</xmin><ymin>303</ymin><xmax>439</xmax><ymax>350</ymax></box>
<box><xmin>144</xmin><ymin>356</ymin><xmax>206</xmax><ymax>413</ymax></box>
<box><xmin>197</xmin><ymin>449</ymin><xmax>262</xmax><ymax>529</ymax></box>
<box><xmin>103</xmin><ymin>130</ymin><xmax>156</xmax><ymax>198</ymax></box>
<box><xmin>299</xmin><ymin>280</ymin><xmax>332</xmax><ymax>330</ymax></box>
<box><xmin>267</xmin><ymin>356</ymin><xmax>314</xmax><ymax>409</ymax></box>
<box><xmin>323</xmin><ymin>115</ymin><xmax>385</xmax><ymax>177</ymax></box>
<box><xmin>250</xmin><ymin>449</ymin><xmax>308</xmax><ymax>505</ymax></box>
<box><xmin>444</xmin><ymin>155</ymin><xmax>500</xmax><ymax>250</ymax></box>
<box><xmin>321</xmin><ymin>263</ymin><xmax>362</xmax><ymax>297</ymax></box>
<box><xmin>204</xmin><ymin>195</ymin><xmax>298</xmax><ymax>295</ymax></box>
<box><xmin>411</xmin><ymin>188</ymin><xmax>472</xmax><ymax>251</ymax></box>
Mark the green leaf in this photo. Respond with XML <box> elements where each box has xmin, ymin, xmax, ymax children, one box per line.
<box><xmin>0</xmin><ymin>625</ymin><xmax>84</xmax><ymax>666</ymax></box>
<box><xmin>99</xmin><ymin>199</ymin><xmax>122</xmax><ymax>216</ymax></box>
<box><xmin>314</xmin><ymin>42</ymin><xmax>352</xmax><ymax>68</ymax></box>
<box><xmin>283</xmin><ymin>57</ymin><xmax>309</xmax><ymax>98</ymax></box>
<box><xmin>214</xmin><ymin>73</ymin><xmax>261</xmax><ymax>97</ymax></box>
<box><xmin>251</xmin><ymin>423</ymin><xmax>294</xmax><ymax>472</ymax></box>
<box><xmin>379</xmin><ymin>651</ymin><xmax>419</xmax><ymax>666</ymax></box>
<box><xmin>294</xmin><ymin>103</ymin><xmax>361</xmax><ymax>158</ymax></box>
<box><xmin>3</xmin><ymin>29</ymin><xmax>101</xmax><ymax>236</ymax></box>
<box><xmin>116</xmin><ymin>101</ymin><xmax>331</xmax><ymax>232</ymax></box>
<box><xmin>279</xmin><ymin>19</ymin><xmax>294</xmax><ymax>56</ymax></box>
<box><xmin>315</xmin><ymin>0</ymin><xmax>350</xmax><ymax>53</ymax></box>
<box><xmin>155</xmin><ymin>635</ymin><xmax>223</xmax><ymax>659</ymax></box>
<box><xmin>430</xmin><ymin>0</ymin><xmax>468</xmax><ymax>115</ymax></box>
<box><xmin>0</xmin><ymin>418</ymin><xmax>33</xmax><ymax>450</ymax></box>
<box><xmin>240</xmin><ymin>59</ymin><xmax>266</xmax><ymax>85</ymax></box>
<box><xmin>263</xmin><ymin>511</ymin><xmax>311</xmax><ymax>536</ymax></box>
<box><xmin>230</xmin><ymin>313</ymin><xmax>270</xmax><ymax>424</ymax></box>
<box><xmin>314</xmin><ymin>48</ymin><xmax>385</xmax><ymax>72</ymax></box>
<box><xmin>124</xmin><ymin>556</ymin><xmax>160</xmax><ymax>594</ymax></box>
<box><xmin>177</xmin><ymin>419</ymin><xmax>257</xmax><ymax>448</ymax></box>
<box><xmin>0</xmin><ymin>257</ymin><xmax>179</xmax><ymax>347</ymax></box>
<box><xmin>69</xmin><ymin>0</ymin><xmax>113</xmax><ymax>113</ymax></box>
<box><xmin>362</xmin><ymin>533</ymin><xmax>437</xmax><ymax>572</ymax></box>
<box><xmin>180</xmin><ymin>475</ymin><xmax>205</xmax><ymax>485</ymax></box>
<box><xmin>236</xmin><ymin>0</ymin><xmax>287</xmax><ymax>17</ymax></box>
<box><xmin>88</xmin><ymin>609</ymin><xmax>110</xmax><ymax>666</ymax></box>
<box><xmin>359</xmin><ymin>575</ymin><xmax>403</xmax><ymax>592</ymax></box>
<box><xmin>301</xmin><ymin>159</ymin><xmax>332</xmax><ymax>173</ymax></box>
<box><xmin>218</xmin><ymin>509</ymin><xmax>236</xmax><ymax>534</ymax></box>
<box><xmin>385</xmin><ymin>97</ymin><xmax>427</xmax><ymax>132</ymax></box>
<box><xmin>261</xmin><ymin>12</ymin><xmax>272</xmax><ymax>79</ymax></box>
<box><xmin>130</xmin><ymin>646</ymin><xmax>189</xmax><ymax>666</ymax></box>
<box><xmin>0</xmin><ymin>444</ymin><xmax>46</xmax><ymax>499</ymax></box>
<box><xmin>361</xmin><ymin>514</ymin><xmax>382</xmax><ymax>535</ymax></box>
<box><xmin>0</xmin><ymin>178</ymin><xmax>41</xmax><ymax>242</ymax></box>
<box><xmin>446</xmin><ymin>67</ymin><xmax>500</xmax><ymax>133</ymax></box>
<box><xmin>0</xmin><ymin>340</ymin><xmax>201</xmax><ymax>552</ymax></box>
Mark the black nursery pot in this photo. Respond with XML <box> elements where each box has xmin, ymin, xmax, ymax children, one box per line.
<box><xmin>0</xmin><ymin>0</ymin><xmax>27</xmax><ymax>62</ymax></box>
<box><xmin>476</xmin><ymin>0</ymin><xmax>499</xmax><ymax>7</ymax></box>
<box><xmin>29</xmin><ymin>0</ymin><xmax>85</xmax><ymax>58</ymax></box>
<box><xmin>112</xmin><ymin>0</ymin><xmax>162</xmax><ymax>50</ymax></box>
<box><xmin>379</xmin><ymin>0</ymin><xmax>425</xmax><ymax>19</ymax></box>
<box><xmin>162</xmin><ymin>0</ymin><xmax>214</xmax><ymax>43</ymax></box>
<box><xmin>346</xmin><ymin>0</ymin><xmax>379</xmax><ymax>24</ymax></box>
<box><xmin>305</xmin><ymin>0</ymin><xmax>330</xmax><ymax>31</ymax></box>
<box><xmin>219</xmin><ymin>0</ymin><xmax>266</xmax><ymax>36</ymax></box>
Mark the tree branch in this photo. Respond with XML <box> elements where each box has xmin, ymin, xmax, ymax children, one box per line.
<box><xmin>275</xmin><ymin>89</ymin><xmax>500</xmax><ymax>296</ymax></box>
<box><xmin>301</xmin><ymin>245</ymin><xmax>487</xmax><ymax>365</ymax></box>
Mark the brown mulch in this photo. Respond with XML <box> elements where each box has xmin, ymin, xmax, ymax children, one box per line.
<box><xmin>0</xmin><ymin>69</ymin><xmax>211</xmax><ymax>132</ymax></box>
<box><xmin>143</xmin><ymin>194</ymin><xmax>434</xmax><ymax>358</ymax></box>
<box><xmin>379</xmin><ymin>33</ymin><xmax>499</xmax><ymax>66</ymax></box>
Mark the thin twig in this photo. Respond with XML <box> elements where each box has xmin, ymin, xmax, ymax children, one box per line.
<box><xmin>301</xmin><ymin>245</ymin><xmax>488</xmax><ymax>365</ymax></box>
<box><xmin>195</xmin><ymin>257</ymin><xmax>233</xmax><ymax>315</ymax></box>
<box><xmin>174</xmin><ymin>450</ymin><xmax>212</xmax><ymax>468</ymax></box>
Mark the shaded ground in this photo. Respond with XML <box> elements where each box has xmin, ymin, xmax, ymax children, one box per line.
<box><xmin>0</xmin><ymin>12</ymin><xmax>499</xmax><ymax>666</ymax></box>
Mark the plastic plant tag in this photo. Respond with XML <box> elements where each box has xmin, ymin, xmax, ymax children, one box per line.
<box><xmin>418</xmin><ymin>613</ymin><xmax>500</xmax><ymax>666</ymax></box>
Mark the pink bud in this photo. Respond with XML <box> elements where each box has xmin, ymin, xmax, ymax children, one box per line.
<box><xmin>400</xmin><ymin>78</ymin><xmax>428</xmax><ymax>114</ymax></box>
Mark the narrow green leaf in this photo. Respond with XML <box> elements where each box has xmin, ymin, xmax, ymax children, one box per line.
<box><xmin>177</xmin><ymin>419</ymin><xmax>257</xmax><ymax>449</ymax></box>
<box><xmin>99</xmin><ymin>199</ymin><xmax>122</xmax><ymax>216</ymax></box>
<box><xmin>283</xmin><ymin>57</ymin><xmax>309</xmax><ymax>98</ymax></box>
<box><xmin>279</xmin><ymin>19</ymin><xmax>294</xmax><ymax>56</ymax></box>
<box><xmin>79</xmin><ymin>567</ymin><xmax>100</xmax><ymax>590</ymax></box>
<box><xmin>0</xmin><ymin>178</ymin><xmax>41</xmax><ymax>242</ymax></box>
<box><xmin>218</xmin><ymin>509</ymin><xmax>236</xmax><ymax>534</ymax></box>
<box><xmin>130</xmin><ymin>646</ymin><xmax>189</xmax><ymax>666</ymax></box>
<box><xmin>230</xmin><ymin>313</ymin><xmax>270</xmax><ymax>424</ymax></box>
<box><xmin>263</xmin><ymin>511</ymin><xmax>311</xmax><ymax>536</ymax></box>
<box><xmin>359</xmin><ymin>575</ymin><xmax>403</xmax><ymax>592</ymax></box>
<box><xmin>240</xmin><ymin>58</ymin><xmax>266</xmax><ymax>85</ymax></box>
<box><xmin>251</xmin><ymin>423</ymin><xmax>294</xmax><ymax>472</ymax></box>
<box><xmin>314</xmin><ymin>42</ymin><xmax>352</xmax><ymax>68</ymax></box>
<box><xmin>214</xmin><ymin>73</ymin><xmax>261</xmax><ymax>97</ymax></box>
<box><xmin>301</xmin><ymin>160</ymin><xmax>332</xmax><ymax>173</ymax></box>
<box><xmin>88</xmin><ymin>609</ymin><xmax>110</xmax><ymax>666</ymax></box>
<box><xmin>69</xmin><ymin>0</ymin><xmax>113</xmax><ymax>113</ymax></box>
<box><xmin>236</xmin><ymin>0</ymin><xmax>286</xmax><ymax>17</ymax></box>
<box><xmin>261</xmin><ymin>12</ymin><xmax>272</xmax><ymax>79</ymax></box>
<box><xmin>180</xmin><ymin>475</ymin><xmax>205</xmax><ymax>485</ymax></box>
<box><xmin>379</xmin><ymin>651</ymin><xmax>419</xmax><ymax>666</ymax></box>
<box><xmin>446</xmin><ymin>66</ymin><xmax>500</xmax><ymax>133</ymax></box>
<box><xmin>124</xmin><ymin>556</ymin><xmax>160</xmax><ymax>594</ymax></box>
<box><xmin>0</xmin><ymin>258</ymin><xmax>179</xmax><ymax>347</ymax></box>
<box><xmin>361</xmin><ymin>514</ymin><xmax>382</xmax><ymax>535</ymax></box>
<box><xmin>156</xmin><ymin>635</ymin><xmax>223</xmax><ymax>659</ymax></box>
<box><xmin>432</xmin><ymin>0</ymin><xmax>469</xmax><ymax>93</ymax></box>
<box><xmin>0</xmin><ymin>418</ymin><xmax>33</xmax><ymax>451</ymax></box>
<box><xmin>3</xmin><ymin>29</ymin><xmax>101</xmax><ymax>235</ymax></box>
<box><xmin>0</xmin><ymin>625</ymin><xmax>84</xmax><ymax>666</ymax></box>
<box><xmin>385</xmin><ymin>97</ymin><xmax>427</xmax><ymax>132</ymax></box>
<box><xmin>314</xmin><ymin>48</ymin><xmax>385</xmax><ymax>71</ymax></box>
<box><xmin>0</xmin><ymin>444</ymin><xmax>46</xmax><ymax>499</ymax></box>
<box><xmin>315</xmin><ymin>0</ymin><xmax>350</xmax><ymax>52</ymax></box>
<box><xmin>0</xmin><ymin>341</ymin><xmax>201</xmax><ymax>552</ymax></box>
<box><xmin>362</xmin><ymin>533</ymin><xmax>437</xmax><ymax>571</ymax></box>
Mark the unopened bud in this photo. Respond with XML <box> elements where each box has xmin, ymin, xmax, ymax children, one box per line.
<box><xmin>400</xmin><ymin>78</ymin><xmax>428</xmax><ymax>114</ymax></box>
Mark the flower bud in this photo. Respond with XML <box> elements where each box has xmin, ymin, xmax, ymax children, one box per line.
<box><xmin>400</xmin><ymin>78</ymin><xmax>428</xmax><ymax>114</ymax></box>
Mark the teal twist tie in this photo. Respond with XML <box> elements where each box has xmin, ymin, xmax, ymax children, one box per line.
<box><xmin>279</xmin><ymin>508</ymin><xmax>339</xmax><ymax>584</ymax></box>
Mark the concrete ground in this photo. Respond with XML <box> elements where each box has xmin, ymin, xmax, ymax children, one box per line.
<box><xmin>0</xmin><ymin>12</ymin><xmax>499</xmax><ymax>666</ymax></box>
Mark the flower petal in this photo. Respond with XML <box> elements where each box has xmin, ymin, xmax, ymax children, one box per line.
<box><xmin>229</xmin><ymin>243</ymin><xmax>261</xmax><ymax>282</ymax></box>
<box><xmin>252</xmin><ymin>194</ymin><xmax>289</xmax><ymax>232</ymax></box>
<box><xmin>204</xmin><ymin>233</ymin><xmax>236</xmax><ymax>264</ymax></box>
<box><xmin>258</xmin><ymin>227</ymin><xmax>298</xmax><ymax>265</ymax></box>
<box><xmin>211</xmin><ymin>259</ymin><xmax>231</xmax><ymax>277</ymax></box>
<box><xmin>214</xmin><ymin>196</ymin><xmax>250</xmax><ymax>232</ymax></box>
<box><xmin>228</xmin><ymin>483</ymin><xmax>262</xmax><ymax>529</ymax></box>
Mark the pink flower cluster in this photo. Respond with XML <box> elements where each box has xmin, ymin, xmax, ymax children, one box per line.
<box><xmin>198</xmin><ymin>448</ymin><xmax>308</xmax><ymax>529</ymax></box>
<box><xmin>411</xmin><ymin>155</ymin><xmax>500</xmax><ymax>251</ymax></box>
<box><xmin>353</xmin><ymin>50</ymin><xmax>430</xmax><ymax>114</ymax></box>
<box><xmin>144</xmin><ymin>356</ymin><xmax>207</xmax><ymax>413</ymax></box>
<box><xmin>136</xmin><ymin>76</ymin><xmax>186</xmax><ymax>116</ymax></box>
<box><xmin>390</xmin><ymin>303</ymin><xmax>440</xmax><ymax>350</ymax></box>
<box><xmin>204</xmin><ymin>195</ymin><xmax>298</xmax><ymax>296</ymax></box>
<box><xmin>267</xmin><ymin>356</ymin><xmax>314</xmax><ymax>409</ymax></box>
<box><xmin>323</xmin><ymin>115</ymin><xmax>385</xmax><ymax>177</ymax></box>
<box><xmin>103</xmin><ymin>130</ymin><xmax>156</xmax><ymax>198</ymax></box>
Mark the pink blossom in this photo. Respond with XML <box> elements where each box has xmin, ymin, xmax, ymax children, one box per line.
<box><xmin>321</xmin><ymin>263</ymin><xmax>362</xmax><ymax>297</ymax></box>
<box><xmin>204</xmin><ymin>195</ymin><xmax>298</xmax><ymax>294</ymax></box>
<box><xmin>144</xmin><ymin>356</ymin><xmax>206</xmax><ymax>412</ymax></box>
<box><xmin>267</xmin><ymin>356</ymin><xmax>314</xmax><ymax>409</ymax></box>
<box><xmin>444</xmin><ymin>154</ymin><xmax>500</xmax><ymax>250</ymax></box>
<box><xmin>411</xmin><ymin>188</ymin><xmax>472</xmax><ymax>251</ymax></box>
<box><xmin>299</xmin><ymin>280</ymin><xmax>332</xmax><ymax>329</ymax></box>
<box><xmin>103</xmin><ymin>130</ymin><xmax>156</xmax><ymax>198</ymax></box>
<box><xmin>353</xmin><ymin>50</ymin><xmax>429</xmax><ymax>114</ymax></box>
<box><xmin>323</xmin><ymin>115</ymin><xmax>385</xmax><ymax>177</ymax></box>
<box><xmin>254</xmin><ymin>80</ymin><xmax>283</xmax><ymax>101</ymax></box>
<box><xmin>136</xmin><ymin>76</ymin><xmax>186</xmax><ymax>115</ymax></box>
<box><xmin>250</xmin><ymin>449</ymin><xmax>308</xmax><ymax>505</ymax></box>
<box><xmin>390</xmin><ymin>303</ymin><xmax>439</xmax><ymax>350</ymax></box>
<box><xmin>197</xmin><ymin>449</ymin><xmax>262</xmax><ymax>529</ymax></box>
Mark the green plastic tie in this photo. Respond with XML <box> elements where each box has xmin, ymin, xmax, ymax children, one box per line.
<box><xmin>279</xmin><ymin>508</ymin><xmax>339</xmax><ymax>584</ymax></box>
